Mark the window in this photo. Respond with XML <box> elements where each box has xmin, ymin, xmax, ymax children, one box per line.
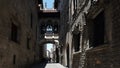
<box><xmin>72</xmin><ymin>0</ymin><xmax>78</xmax><ymax>20</ymax></box>
<box><xmin>41</xmin><ymin>24</ymin><xmax>46</xmax><ymax>34</ymax></box>
<box><xmin>46</xmin><ymin>25</ymin><xmax>53</xmax><ymax>33</ymax></box>
<box><xmin>92</xmin><ymin>11</ymin><xmax>105</xmax><ymax>47</ymax></box>
<box><xmin>13</xmin><ymin>55</ymin><xmax>16</xmax><ymax>64</ymax></box>
<box><xmin>53</xmin><ymin>25</ymin><xmax>58</xmax><ymax>33</ymax></box>
<box><xmin>73</xmin><ymin>0</ymin><xmax>77</xmax><ymax>11</ymax></box>
<box><xmin>27</xmin><ymin>37</ymin><xmax>30</xmax><ymax>49</ymax></box>
<box><xmin>11</xmin><ymin>23</ymin><xmax>18</xmax><ymax>42</ymax></box>
<box><xmin>31</xmin><ymin>13</ymin><xmax>33</xmax><ymax>28</ymax></box>
<box><xmin>73</xmin><ymin>33</ymin><xmax>80</xmax><ymax>52</ymax></box>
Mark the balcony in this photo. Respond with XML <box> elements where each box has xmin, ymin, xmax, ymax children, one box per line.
<box><xmin>44</xmin><ymin>33</ymin><xmax>59</xmax><ymax>40</ymax></box>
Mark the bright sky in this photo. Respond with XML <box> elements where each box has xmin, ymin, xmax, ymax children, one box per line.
<box><xmin>47</xmin><ymin>43</ymin><xmax>53</xmax><ymax>52</ymax></box>
<box><xmin>43</xmin><ymin>0</ymin><xmax>55</xmax><ymax>9</ymax></box>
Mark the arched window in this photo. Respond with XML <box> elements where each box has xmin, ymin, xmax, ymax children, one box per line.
<box><xmin>46</xmin><ymin>25</ymin><xmax>53</xmax><ymax>33</ymax></box>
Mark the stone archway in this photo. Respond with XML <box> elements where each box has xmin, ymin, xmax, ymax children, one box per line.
<box><xmin>39</xmin><ymin>39</ymin><xmax>59</xmax><ymax>62</ymax></box>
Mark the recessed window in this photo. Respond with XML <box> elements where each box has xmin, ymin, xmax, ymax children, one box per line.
<box><xmin>11</xmin><ymin>23</ymin><xmax>18</xmax><ymax>42</ymax></box>
<box><xmin>92</xmin><ymin>11</ymin><xmax>105</xmax><ymax>47</ymax></box>
<box><xmin>31</xmin><ymin>13</ymin><xmax>33</xmax><ymax>28</ymax></box>
<box><xmin>13</xmin><ymin>55</ymin><xmax>16</xmax><ymax>64</ymax></box>
<box><xmin>73</xmin><ymin>0</ymin><xmax>77</xmax><ymax>11</ymax></box>
<box><xmin>27</xmin><ymin>37</ymin><xmax>30</xmax><ymax>49</ymax></box>
<box><xmin>73</xmin><ymin>0</ymin><xmax>77</xmax><ymax>18</ymax></box>
<box><xmin>53</xmin><ymin>25</ymin><xmax>58</xmax><ymax>33</ymax></box>
<box><xmin>41</xmin><ymin>24</ymin><xmax>46</xmax><ymax>34</ymax></box>
<box><xmin>46</xmin><ymin>25</ymin><xmax>53</xmax><ymax>33</ymax></box>
<box><xmin>73</xmin><ymin>33</ymin><xmax>80</xmax><ymax>52</ymax></box>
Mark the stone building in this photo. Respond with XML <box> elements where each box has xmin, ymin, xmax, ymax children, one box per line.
<box><xmin>59</xmin><ymin>0</ymin><xmax>91</xmax><ymax>67</ymax></box>
<box><xmin>85</xmin><ymin>0</ymin><xmax>120</xmax><ymax>68</ymax></box>
<box><xmin>0</xmin><ymin>0</ymin><xmax>39</xmax><ymax>68</ymax></box>
<box><xmin>58</xmin><ymin>0</ymin><xmax>70</xmax><ymax>66</ymax></box>
<box><xmin>59</xmin><ymin>0</ymin><xmax>120</xmax><ymax>68</ymax></box>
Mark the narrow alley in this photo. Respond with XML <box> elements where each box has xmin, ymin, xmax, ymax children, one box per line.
<box><xmin>0</xmin><ymin>0</ymin><xmax>120</xmax><ymax>68</ymax></box>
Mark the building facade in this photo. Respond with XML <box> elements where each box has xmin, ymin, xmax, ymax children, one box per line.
<box><xmin>0</xmin><ymin>0</ymin><xmax>39</xmax><ymax>68</ymax></box>
<box><xmin>59</xmin><ymin>0</ymin><xmax>70</xmax><ymax>66</ymax></box>
<box><xmin>85</xmin><ymin>0</ymin><xmax>120</xmax><ymax>68</ymax></box>
<box><xmin>59</xmin><ymin>0</ymin><xmax>120</xmax><ymax>68</ymax></box>
<box><xmin>59</xmin><ymin>0</ymin><xmax>91</xmax><ymax>67</ymax></box>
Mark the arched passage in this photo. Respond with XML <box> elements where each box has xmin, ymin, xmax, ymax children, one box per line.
<box><xmin>39</xmin><ymin>39</ymin><xmax>59</xmax><ymax>63</ymax></box>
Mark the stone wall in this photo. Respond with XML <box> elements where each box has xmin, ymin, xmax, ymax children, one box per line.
<box><xmin>0</xmin><ymin>0</ymin><xmax>38</xmax><ymax>68</ymax></box>
<box><xmin>84</xmin><ymin>0</ymin><xmax>120</xmax><ymax>68</ymax></box>
<box><xmin>85</xmin><ymin>46</ymin><xmax>112</xmax><ymax>68</ymax></box>
<box><xmin>72</xmin><ymin>53</ymin><xmax>81</xmax><ymax>68</ymax></box>
<box><xmin>59</xmin><ymin>0</ymin><xmax>120</xmax><ymax>68</ymax></box>
<box><xmin>111</xmin><ymin>0</ymin><xmax>120</xmax><ymax>68</ymax></box>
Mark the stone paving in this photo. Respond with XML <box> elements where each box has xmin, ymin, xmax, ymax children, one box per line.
<box><xmin>45</xmin><ymin>63</ymin><xmax>66</xmax><ymax>68</ymax></box>
<box><xmin>30</xmin><ymin>61</ymin><xmax>66</xmax><ymax>68</ymax></box>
